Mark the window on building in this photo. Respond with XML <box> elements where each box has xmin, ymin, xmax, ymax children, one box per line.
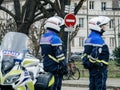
<box><xmin>71</xmin><ymin>39</ymin><xmax>74</xmax><ymax>47</ymax></box>
<box><xmin>79</xmin><ymin>37</ymin><xmax>85</xmax><ymax>47</ymax></box>
<box><xmin>79</xmin><ymin>18</ymin><xmax>84</xmax><ymax>27</ymax></box>
<box><xmin>101</xmin><ymin>2</ymin><xmax>106</xmax><ymax>10</ymax></box>
<box><xmin>109</xmin><ymin>19</ymin><xmax>114</xmax><ymax>28</ymax></box>
<box><xmin>89</xmin><ymin>1</ymin><xmax>94</xmax><ymax>9</ymax></box>
<box><xmin>110</xmin><ymin>37</ymin><xmax>115</xmax><ymax>47</ymax></box>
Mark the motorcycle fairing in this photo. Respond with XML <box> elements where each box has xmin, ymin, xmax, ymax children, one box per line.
<box><xmin>0</xmin><ymin>32</ymin><xmax>34</xmax><ymax>90</ymax></box>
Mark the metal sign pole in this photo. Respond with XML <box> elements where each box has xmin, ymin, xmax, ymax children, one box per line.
<box><xmin>66</xmin><ymin>30</ymin><xmax>70</xmax><ymax>63</ymax></box>
<box><xmin>65</xmin><ymin>27</ymin><xmax>74</xmax><ymax>63</ymax></box>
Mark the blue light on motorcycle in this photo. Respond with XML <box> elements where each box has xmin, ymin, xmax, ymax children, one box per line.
<box><xmin>14</xmin><ymin>59</ymin><xmax>22</xmax><ymax>63</ymax></box>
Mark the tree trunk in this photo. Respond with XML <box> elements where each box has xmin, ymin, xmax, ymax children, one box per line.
<box><xmin>17</xmin><ymin>22</ymin><xmax>31</xmax><ymax>35</ymax></box>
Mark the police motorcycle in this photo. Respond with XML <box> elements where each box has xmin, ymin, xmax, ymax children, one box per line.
<box><xmin>0</xmin><ymin>32</ymin><xmax>54</xmax><ymax>90</ymax></box>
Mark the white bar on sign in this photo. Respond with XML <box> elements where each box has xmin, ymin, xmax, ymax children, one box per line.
<box><xmin>66</xmin><ymin>19</ymin><xmax>75</xmax><ymax>22</ymax></box>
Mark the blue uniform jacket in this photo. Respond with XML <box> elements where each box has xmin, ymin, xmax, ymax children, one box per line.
<box><xmin>82</xmin><ymin>29</ymin><xmax>109</xmax><ymax>69</ymax></box>
<box><xmin>40</xmin><ymin>30</ymin><xmax>66</xmax><ymax>73</ymax></box>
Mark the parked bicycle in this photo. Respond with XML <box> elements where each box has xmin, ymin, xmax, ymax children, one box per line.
<box><xmin>63</xmin><ymin>56</ymin><xmax>80</xmax><ymax>80</ymax></box>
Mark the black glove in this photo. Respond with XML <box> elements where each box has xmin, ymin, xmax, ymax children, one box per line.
<box><xmin>88</xmin><ymin>56</ymin><xmax>104</xmax><ymax>68</ymax></box>
<box><xmin>82</xmin><ymin>55</ymin><xmax>93</xmax><ymax>69</ymax></box>
<box><xmin>58</xmin><ymin>65</ymin><xmax>68</xmax><ymax>75</ymax></box>
<box><xmin>94</xmin><ymin>62</ymin><xmax>103</xmax><ymax>67</ymax></box>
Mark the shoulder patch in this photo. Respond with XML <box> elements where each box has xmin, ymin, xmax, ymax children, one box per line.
<box><xmin>98</xmin><ymin>47</ymin><xmax>102</xmax><ymax>53</ymax></box>
<box><xmin>58</xmin><ymin>46</ymin><xmax>63</xmax><ymax>50</ymax></box>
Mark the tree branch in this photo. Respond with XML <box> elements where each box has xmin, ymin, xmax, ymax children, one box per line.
<box><xmin>24</xmin><ymin>0</ymin><xmax>37</xmax><ymax>23</ymax></box>
<box><xmin>37</xmin><ymin>1</ymin><xmax>54</xmax><ymax>18</ymax></box>
<box><xmin>13</xmin><ymin>0</ymin><xmax>21</xmax><ymax>21</ymax></box>
<box><xmin>33</xmin><ymin>15</ymin><xmax>45</xmax><ymax>23</ymax></box>
<box><xmin>74</xmin><ymin>0</ymin><xmax>85</xmax><ymax>15</ymax></box>
<box><xmin>0</xmin><ymin>6</ymin><xmax>15</xmax><ymax>19</ymax></box>
<box><xmin>59</xmin><ymin>0</ymin><xmax>65</xmax><ymax>17</ymax></box>
<box><xmin>0</xmin><ymin>0</ymin><xmax>4</xmax><ymax>5</ymax></box>
<box><xmin>34</xmin><ymin>11</ymin><xmax>42</xmax><ymax>18</ymax></box>
<box><xmin>70</xmin><ymin>25</ymin><xmax>80</xmax><ymax>41</ymax></box>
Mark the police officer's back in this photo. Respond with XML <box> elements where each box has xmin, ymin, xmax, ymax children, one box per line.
<box><xmin>40</xmin><ymin>16</ymin><xmax>68</xmax><ymax>90</ymax></box>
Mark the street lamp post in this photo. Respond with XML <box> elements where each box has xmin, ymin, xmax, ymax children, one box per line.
<box><xmin>113</xmin><ymin>10</ymin><xmax>117</xmax><ymax>48</ymax></box>
<box><xmin>118</xmin><ymin>19</ymin><xmax>120</xmax><ymax>46</ymax></box>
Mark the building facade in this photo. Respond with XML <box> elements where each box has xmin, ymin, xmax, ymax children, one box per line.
<box><xmin>71</xmin><ymin>0</ymin><xmax>120</xmax><ymax>54</ymax></box>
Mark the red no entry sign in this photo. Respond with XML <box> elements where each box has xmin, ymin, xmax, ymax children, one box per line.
<box><xmin>64</xmin><ymin>14</ymin><xmax>76</xmax><ymax>27</ymax></box>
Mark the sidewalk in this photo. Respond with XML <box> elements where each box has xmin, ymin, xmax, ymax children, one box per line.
<box><xmin>62</xmin><ymin>78</ymin><xmax>120</xmax><ymax>89</ymax></box>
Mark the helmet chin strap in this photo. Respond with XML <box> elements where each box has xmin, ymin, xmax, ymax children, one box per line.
<box><xmin>100</xmin><ymin>29</ymin><xmax>105</xmax><ymax>35</ymax></box>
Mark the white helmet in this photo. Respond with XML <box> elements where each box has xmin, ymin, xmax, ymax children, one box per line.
<box><xmin>88</xmin><ymin>16</ymin><xmax>110</xmax><ymax>32</ymax></box>
<box><xmin>44</xmin><ymin>16</ymin><xmax>64</xmax><ymax>32</ymax></box>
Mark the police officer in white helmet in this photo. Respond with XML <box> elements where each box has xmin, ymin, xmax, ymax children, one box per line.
<box><xmin>40</xmin><ymin>16</ymin><xmax>68</xmax><ymax>90</ymax></box>
<box><xmin>82</xmin><ymin>16</ymin><xmax>110</xmax><ymax>90</ymax></box>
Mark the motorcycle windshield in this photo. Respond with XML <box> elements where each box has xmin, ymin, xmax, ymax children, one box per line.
<box><xmin>1</xmin><ymin>32</ymin><xmax>29</xmax><ymax>54</ymax></box>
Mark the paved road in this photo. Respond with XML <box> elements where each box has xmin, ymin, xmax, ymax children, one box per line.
<box><xmin>61</xmin><ymin>86</ymin><xmax>114</xmax><ymax>90</ymax></box>
<box><xmin>62</xmin><ymin>86</ymin><xmax>114</xmax><ymax>90</ymax></box>
<box><xmin>62</xmin><ymin>86</ymin><xmax>88</xmax><ymax>90</ymax></box>
<box><xmin>62</xmin><ymin>78</ymin><xmax>120</xmax><ymax>90</ymax></box>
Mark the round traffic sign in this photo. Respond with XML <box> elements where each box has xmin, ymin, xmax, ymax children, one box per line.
<box><xmin>64</xmin><ymin>14</ymin><xmax>76</xmax><ymax>27</ymax></box>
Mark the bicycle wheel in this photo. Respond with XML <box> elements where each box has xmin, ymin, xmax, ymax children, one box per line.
<box><xmin>71</xmin><ymin>67</ymin><xmax>80</xmax><ymax>80</ymax></box>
